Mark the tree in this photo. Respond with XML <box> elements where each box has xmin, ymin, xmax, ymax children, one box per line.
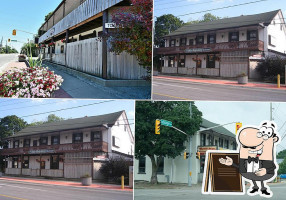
<box><xmin>21</xmin><ymin>43</ymin><xmax>38</xmax><ymax>57</ymax></box>
<box><xmin>29</xmin><ymin>114</ymin><xmax>64</xmax><ymax>126</ymax></box>
<box><xmin>154</xmin><ymin>14</ymin><xmax>184</xmax><ymax>47</ymax></box>
<box><xmin>135</xmin><ymin>101</ymin><xmax>202</xmax><ymax>184</ymax></box>
<box><xmin>108</xmin><ymin>0</ymin><xmax>152</xmax><ymax>71</ymax></box>
<box><xmin>0</xmin><ymin>46</ymin><xmax>18</xmax><ymax>54</ymax></box>
<box><xmin>186</xmin><ymin>13</ymin><xmax>221</xmax><ymax>24</ymax></box>
<box><xmin>278</xmin><ymin>157</ymin><xmax>286</xmax><ymax>174</ymax></box>
<box><xmin>277</xmin><ymin>149</ymin><xmax>286</xmax><ymax>159</ymax></box>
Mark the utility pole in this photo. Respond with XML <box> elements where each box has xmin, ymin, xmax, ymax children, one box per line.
<box><xmin>188</xmin><ymin>102</ymin><xmax>192</xmax><ymax>187</ymax></box>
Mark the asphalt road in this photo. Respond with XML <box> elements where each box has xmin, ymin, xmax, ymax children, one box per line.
<box><xmin>152</xmin><ymin>77</ymin><xmax>286</xmax><ymax>101</ymax></box>
<box><xmin>134</xmin><ymin>182</ymin><xmax>286</xmax><ymax>200</ymax></box>
<box><xmin>0</xmin><ymin>54</ymin><xmax>17</xmax><ymax>72</ymax></box>
<box><xmin>0</xmin><ymin>179</ymin><xmax>132</xmax><ymax>200</ymax></box>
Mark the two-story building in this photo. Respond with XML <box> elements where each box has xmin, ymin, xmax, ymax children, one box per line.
<box><xmin>155</xmin><ymin>10</ymin><xmax>286</xmax><ymax>78</ymax></box>
<box><xmin>1</xmin><ymin>111</ymin><xmax>134</xmax><ymax>179</ymax></box>
<box><xmin>134</xmin><ymin>118</ymin><xmax>237</xmax><ymax>184</ymax></box>
<box><xmin>37</xmin><ymin>0</ymin><xmax>148</xmax><ymax>81</ymax></box>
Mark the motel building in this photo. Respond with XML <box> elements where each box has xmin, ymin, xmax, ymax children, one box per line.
<box><xmin>134</xmin><ymin>118</ymin><xmax>237</xmax><ymax>184</ymax></box>
<box><xmin>1</xmin><ymin>111</ymin><xmax>134</xmax><ymax>179</ymax></box>
<box><xmin>155</xmin><ymin>10</ymin><xmax>286</xmax><ymax>79</ymax></box>
<box><xmin>37</xmin><ymin>0</ymin><xmax>148</xmax><ymax>82</ymax></box>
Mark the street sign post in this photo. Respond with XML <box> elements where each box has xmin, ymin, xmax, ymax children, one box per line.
<box><xmin>160</xmin><ymin>119</ymin><xmax>172</xmax><ymax>127</ymax></box>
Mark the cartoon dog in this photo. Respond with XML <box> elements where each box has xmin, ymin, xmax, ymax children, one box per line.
<box><xmin>219</xmin><ymin>121</ymin><xmax>279</xmax><ymax>198</ymax></box>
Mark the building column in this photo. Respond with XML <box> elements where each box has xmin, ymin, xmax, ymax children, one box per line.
<box><xmin>65</xmin><ymin>30</ymin><xmax>69</xmax><ymax>66</ymax></box>
<box><xmin>40</xmin><ymin>154</ymin><xmax>42</xmax><ymax>177</ymax></box>
<box><xmin>20</xmin><ymin>154</ymin><xmax>23</xmax><ymax>175</ymax></box>
<box><xmin>102</xmin><ymin>10</ymin><xmax>108</xmax><ymax>79</ymax></box>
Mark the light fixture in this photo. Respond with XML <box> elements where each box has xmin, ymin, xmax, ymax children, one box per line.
<box><xmin>221</xmin><ymin>35</ymin><xmax>224</xmax><ymax>38</ymax></box>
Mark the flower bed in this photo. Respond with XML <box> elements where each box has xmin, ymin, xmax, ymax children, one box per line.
<box><xmin>0</xmin><ymin>66</ymin><xmax>64</xmax><ymax>98</ymax></box>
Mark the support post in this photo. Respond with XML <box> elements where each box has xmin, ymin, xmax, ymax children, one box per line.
<box><xmin>20</xmin><ymin>154</ymin><xmax>23</xmax><ymax>175</ymax></box>
<box><xmin>121</xmin><ymin>176</ymin><xmax>124</xmax><ymax>189</ymax></box>
<box><xmin>40</xmin><ymin>154</ymin><xmax>42</xmax><ymax>177</ymax></box>
<box><xmin>102</xmin><ymin>10</ymin><xmax>108</xmax><ymax>79</ymax></box>
<box><xmin>277</xmin><ymin>74</ymin><xmax>280</xmax><ymax>88</ymax></box>
<box><xmin>65</xmin><ymin>30</ymin><xmax>69</xmax><ymax>66</ymax></box>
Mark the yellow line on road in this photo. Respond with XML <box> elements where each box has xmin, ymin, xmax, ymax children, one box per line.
<box><xmin>0</xmin><ymin>194</ymin><xmax>29</xmax><ymax>200</ymax></box>
<box><xmin>152</xmin><ymin>93</ymin><xmax>191</xmax><ymax>100</ymax></box>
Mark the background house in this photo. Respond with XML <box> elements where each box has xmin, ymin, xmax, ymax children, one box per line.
<box><xmin>155</xmin><ymin>10</ymin><xmax>286</xmax><ymax>79</ymax></box>
<box><xmin>1</xmin><ymin>111</ymin><xmax>134</xmax><ymax>179</ymax></box>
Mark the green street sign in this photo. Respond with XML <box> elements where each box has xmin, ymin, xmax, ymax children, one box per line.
<box><xmin>161</xmin><ymin>119</ymin><xmax>172</xmax><ymax>127</ymax></box>
<box><xmin>11</xmin><ymin>40</ymin><xmax>17</xmax><ymax>42</ymax></box>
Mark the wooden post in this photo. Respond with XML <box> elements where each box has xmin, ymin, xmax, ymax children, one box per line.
<box><xmin>65</xmin><ymin>30</ymin><xmax>69</xmax><ymax>66</ymax></box>
<box><xmin>177</xmin><ymin>54</ymin><xmax>179</xmax><ymax>74</ymax></box>
<box><xmin>102</xmin><ymin>10</ymin><xmax>108</xmax><ymax>79</ymax></box>
<box><xmin>63</xmin><ymin>154</ymin><xmax>65</xmax><ymax>178</ymax></box>
<box><xmin>121</xmin><ymin>176</ymin><xmax>124</xmax><ymax>189</ymax></box>
<box><xmin>278</xmin><ymin>74</ymin><xmax>280</xmax><ymax>88</ymax></box>
<box><xmin>40</xmin><ymin>154</ymin><xmax>42</xmax><ymax>177</ymax></box>
<box><xmin>20</xmin><ymin>155</ymin><xmax>23</xmax><ymax>175</ymax></box>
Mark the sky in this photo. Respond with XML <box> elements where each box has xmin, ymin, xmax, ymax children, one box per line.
<box><xmin>0</xmin><ymin>99</ymin><xmax>135</xmax><ymax>133</ymax></box>
<box><xmin>195</xmin><ymin>101</ymin><xmax>286</xmax><ymax>153</ymax></box>
<box><xmin>0</xmin><ymin>0</ymin><xmax>62</xmax><ymax>52</ymax></box>
<box><xmin>154</xmin><ymin>0</ymin><xmax>286</xmax><ymax>22</ymax></box>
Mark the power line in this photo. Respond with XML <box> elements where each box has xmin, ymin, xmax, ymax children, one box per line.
<box><xmin>156</xmin><ymin>0</ymin><xmax>222</xmax><ymax>8</ymax></box>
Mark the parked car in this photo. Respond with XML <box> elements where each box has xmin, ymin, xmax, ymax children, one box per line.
<box><xmin>18</xmin><ymin>54</ymin><xmax>26</xmax><ymax>62</ymax></box>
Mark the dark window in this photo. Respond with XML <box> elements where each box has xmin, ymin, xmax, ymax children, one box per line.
<box><xmin>73</xmin><ymin>133</ymin><xmax>83</xmax><ymax>143</ymax></box>
<box><xmin>40</xmin><ymin>161</ymin><xmax>45</xmax><ymax>169</ymax></box>
<box><xmin>225</xmin><ymin>140</ymin><xmax>229</xmax><ymax>149</ymax></box>
<box><xmin>51</xmin><ymin>136</ymin><xmax>60</xmax><ymax>145</ymax></box>
<box><xmin>247</xmin><ymin>30</ymin><xmax>258</xmax><ymax>41</ymax></box>
<box><xmin>196</xmin><ymin>36</ymin><xmax>204</xmax><ymax>44</ymax></box>
<box><xmin>170</xmin><ymin>39</ymin><xmax>176</xmax><ymax>47</ymax></box>
<box><xmin>208</xmin><ymin>135</ymin><xmax>214</xmax><ymax>145</ymax></box>
<box><xmin>207</xmin><ymin>54</ymin><xmax>216</xmax><ymax>68</ymax></box>
<box><xmin>112</xmin><ymin>136</ymin><xmax>120</xmax><ymax>147</ymax></box>
<box><xmin>168</xmin><ymin>56</ymin><xmax>175</xmax><ymax>67</ymax></box>
<box><xmin>98</xmin><ymin>31</ymin><xmax>103</xmax><ymax>37</ymax></box>
<box><xmin>33</xmin><ymin>140</ymin><xmax>38</xmax><ymax>147</ymax></box>
<box><xmin>219</xmin><ymin>138</ymin><xmax>224</xmax><ymax>147</ymax></box>
<box><xmin>179</xmin><ymin>55</ymin><xmax>185</xmax><ymax>67</ymax></box>
<box><xmin>138</xmin><ymin>157</ymin><xmax>146</xmax><ymax>173</ymax></box>
<box><xmin>24</xmin><ymin>139</ymin><xmax>30</xmax><ymax>147</ymax></box>
<box><xmin>48</xmin><ymin>47</ymin><xmax>50</xmax><ymax>54</ymax></box>
<box><xmin>208</xmin><ymin>34</ymin><xmax>216</xmax><ymax>44</ymax></box>
<box><xmin>157</xmin><ymin>157</ymin><xmax>164</xmax><ymax>174</ymax></box>
<box><xmin>13</xmin><ymin>140</ymin><xmax>19</xmax><ymax>148</ymax></box>
<box><xmin>229</xmin><ymin>32</ymin><xmax>239</xmax><ymax>42</ymax></box>
<box><xmin>200</xmin><ymin>155</ymin><xmax>205</xmax><ymax>173</ymax></box>
<box><xmin>268</xmin><ymin>35</ymin><xmax>276</xmax><ymax>46</ymax></box>
<box><xmin>91</xmin><ymin>131</ymin><xmax>102</xmax><ymax>142</ymax></box>
<box><xmin>180</xmin><ymin>38</ymin><xmax>186</xmax><ymax>46</ymax></box>
<box><xmin>40</xmin><ymin>137</ymin><xmax>48</xmax><ymax>145</ymax></box>
<box><xmin>189</xmin><ymin>39</ymin><xmax>194</xmax><ymax>46</ymax></box>
<box><xmin>201</xmin><ymin>133</ymin><xmax>206</xmax><ymax>146</ymax></box>
<box><xmin>232</xmin><ymin>141</ymin><xmax>237</xmax><ymax>150</ymax></box>
<box><xmin>12</xmin><ymin>157</ymin><xmax>18</xmax><ymax>168</ymax></box>
<box><xmin>51</xmin><ymin>46</ymin><xmax>55</xmax><ymax>54</ymax></box>
<box><xmin>50</xmin><ymin>155</ymin><xmax>59</xmax><ymax>169</ymax></box>
<box><xmin>60</xmin><ymin>45</ymin><xmax>64</xmax><ymax>53</ymax></box>
<box><xmin>215</xmin><ymin>140</ymin><xmax>218</xmax><ymax>146</ymax></box>
<box><xmin>196</xmin><ymin>59</ymin><xmax>202</xmax><ymax>68</ymax></box>
<box><xmin>22</xmin><ymin>156</ymin><xmax>29</xmax><ymax>169</ymax></box>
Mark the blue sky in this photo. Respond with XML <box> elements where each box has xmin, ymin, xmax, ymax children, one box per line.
<box><xmin>0</xmin><ymin>0</ymin><xmax>62</xmax><ymax>52</ymax></box>
<box><xmin>155</xmin><ymin>0</ymin><xmax>286</xmax><ymax>22</ymax></box>
<box><xmin>0</xmin><ymin>99</ymin><xmax>135</xmax><ymax>133</ymax></box>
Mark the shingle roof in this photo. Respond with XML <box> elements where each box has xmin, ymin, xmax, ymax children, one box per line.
<box><xmin>166</xmin><ymin>10</ymin><xmax>280</xmax><ymax>37</ymax></box>
<box><xmin>201</xmin><ymin>118</ymin><xmax>235</xmax><ymax>138</ymax></box>
<box><xmin>8</xmin><ymin>111</ymin><xmax>124</xmax><ymax>138</ymax></box>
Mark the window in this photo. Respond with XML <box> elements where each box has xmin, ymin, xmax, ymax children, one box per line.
<box><xmin>73</xmin><ymin>133</ymin><xmax>83</xmax><ymax>143</ymax></box>
<box><xmin>179</xmin><ymin>55</ymin><xmax>185</xmax><ymax>67</ymax></box>
<box><xmin>225</xmin><ymin>140</ymin><xmax>229</xmax><ymax>149</ymax></box>
<box><xmin>208</xmin><ymin>34</ymin><xmax>216</xmax><ymax>44</ymax></box>
<box><xmin>33</xmin><ymin>140</ymin><xmax>38</xmax><ymax>147</ymax></box>
<box><xmin>169</xmin><ymin>39</ymin><xmax>176</xmax><ymax>47</ymax></box>
<box><xmin>40</xmin><ymin>161</ymin><xmax>45</xmax><ymax>169</ymax></box>
<box><xmin>91</xmin><ymin>131</ymin><xmax>102</xmax><ymax>142</ymax></box>
<box><xmin>51</xmin><ymin>136</ymin><xmax>60</xmax><ymax>145</ymax></box>
<box><xmin>50</xmin><ymin>155</ymin><xmax>59</xmax><ymax>169</ymax></box>
<box><xmin>247</xmin><ymin>30</ymin><xmax>258</xmax><ymax>41</ymax></box>
<box><xmin>201</xmin><ymin>133</ymin><xmax>206</xmax><ymax>146</ymax></box>
<box><xmin>157</xmin><ymin>157</ymin><xmax>164</xmax><ymax>174</ymax></box>
<box><xmin>219</xmin><ymin>138</ymin><xmax>224</xmax><ymax>147</ymax></box>
<box><xmin>189</xmin><ymin>39</ymin><xmax>194</xmax><ymax>46</ymax></box>
<box><xmin>22</xmin><ymin>156</ymin><xmax>29</xmax><ymax>169</ymax></box>
<box><xmin>48</xmin><ymin>47</ymin><xmax>50</xmax><ymax>54</ymax></box>
<box><xmin>232</xmin><ymin>141</ymin><xmax>237</xmax><ymax>150</ymax></box>
<box><xmin>168</xmin><ymin>56</ymin><xmax>175</xmax><ymax>67</ymax></box>
<box><xmin>180</xmin><ymin>38</ymin><xmax>187</xmax><ymax>46</ymax></box>
<box><xmin>24</xmin><ymin>139</ymin><xmax>30</xmax><ymax>147</ymax></box>
<box><xmin>207</xmin><ymin>54</ymin><xmax>216</xmax><ymax>68</ymax></box>
<box><xmin>215</xmin><ymin>140</ymin><xmax>218</xmax><ymax>146</ymax></box>
<box><xmin>196</xmin><ymin>36</ymin><xmax>204</xmax><ymax>44</ymax></box>
<box><xmin>208</xmin><ymin>135</ymin><xmax>214</xmax><ymax>145</ymax></box>
<box><xmin>229</xmin><ymin>32</ymin><xmax>239</xmax><ymax>42</ymax></box>
<box><xmin>268</xmin><ymin>35</ymin><xmax>276</xmax><ymax>46</ymax></box>
<box><xmin>13</xmin><ymin>140</ymin><xmax>19</xmax><ymax>148</ymax></box>
<box><xmin>40</xmin><ymin>137</ymin><xmax>48</xmax><ymax>145</ymax></box>
<box><xmin>51</xmin><ymin>46</ymin><xmax>55</xmax><ymax>54</ymax></box>
<box><xmin>60</xmin><ymin>45</ymin><xmax>64</xmax><ymax>53</ymax></box>
<box><xmin>112</xmin><ymin>136</ymin><xmax>120</xmax><ymax>147</ymax></box>
<box><xmin>12</xmin><ymin>157</ymin><xmax>18</xmax><ymax>168</ymax></box>
<box><xmin>138</xmin><ymin>157</ymin><xmax>146</xmax><ymax>173</ymax></box>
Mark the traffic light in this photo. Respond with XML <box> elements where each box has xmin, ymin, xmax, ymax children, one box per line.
<box><xmin>12</xmin><ymin>29</ymin><xmax>16</xmax><ymax>36</ymax></box>
<box><xmin>235</xmin><ymin>122</ymin><xmax>242</xmax><ymax>134</ymax></box>
<box><xmin>155</xmin><ymin>119</ymin><xmax>161</xmax><ymax>135</ymax></box>
<box><xmin>196</xmin><ymin>152</ymin><xmax>200</xmax><ymax>159</ymax></box>
<box><xmin>8</xmin><ymin>39</ymin><xmax>11</xmax><ymax>42</ymax></box>
<box><xmin>184</xmin><ymin>152</ymin><xmax>189</xmax><ymax>160</ymax></box>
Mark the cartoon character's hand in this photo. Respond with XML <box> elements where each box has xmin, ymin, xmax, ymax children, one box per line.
<box><xmin>219</xmin><ymin>156</ymin><xmax>233</xmax><ymax>166</ymax></box>
<box><xmin>255</xmin><ymin>168</ymin><xmax>267</xmax><ymax>176</ymax></box>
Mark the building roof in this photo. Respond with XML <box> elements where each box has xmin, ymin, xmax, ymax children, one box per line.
<box><xmin>8</xmin><ymin>111</ymin><xmax>124</xmax><ymax>138</ymax></box>
<box><xmin>166</xmin><ymin>10</ymin><xmax>280</xmax><ymax>37</ymax></box>
<box><xmin>201</xmin><ymin>118</ymin><xmax>235</xmax><ymax>138</ymax></box>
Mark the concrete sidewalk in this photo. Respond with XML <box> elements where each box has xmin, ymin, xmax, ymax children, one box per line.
<box><xmin>0</xmin><ymin>176</ymin><xmax>132</xmax><ymax>192</ymax></box>
<box><xmin>155</xmin><ymin>75</ymin><xmax>286</xmax><ymax>90</ymax></box>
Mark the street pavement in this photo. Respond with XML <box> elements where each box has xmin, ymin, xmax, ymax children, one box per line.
<box><xmin>0</xmin><ymin>54</ymin><xmax>18</xmax><ymax>73</ymax></box>
<box><xmin>134</xmin><ymin>182</ymin><xmax>286</xmax><ymax>200</ymax></box>
<box><xmin>0</xmin><ymin>177</ymin><xmax>132</xmax><ymax>200</ymax></box>
<box><xmin>152</xmin><ymin>75</ymin><xmax>286</xmax><ymax>101</ymax></box>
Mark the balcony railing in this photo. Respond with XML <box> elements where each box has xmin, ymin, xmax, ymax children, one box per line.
<box><xmin>1</xmin><ymin>141</ymin><xmax>108</xmax><ymax>156</ymax></box>
<box><xmin>155</xmin><ymin>40</ymin><xmax>264</xmax><ymax>55</ymax></box>
<box><xmin>39</xmin><ymin>0</ymin><xmax>124</xmax><ymax>43</ymax></box>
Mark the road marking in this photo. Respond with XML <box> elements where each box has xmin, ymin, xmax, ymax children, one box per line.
<box><xmin>152</xmin><ymin>92</ymin><xmax>191</xmax><ymax>100</ymax></box>
<box><xmin>0</xmin><ymin>194</ymin><xmax>29</xmax><ymax>200</ymax></box>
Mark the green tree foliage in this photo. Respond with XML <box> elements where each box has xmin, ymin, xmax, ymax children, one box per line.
<box><xmin>135</xmin><ymin>101</ymin><xmax>202</xmax><ymax>184</ymax></box>
<box><xmin>278</xmin><ymin>157</ymin><xmax>286</xmax><ymax>174</ymax></box>
<box><xmin>21</xmin><ymin>43</ymin><xmax>38</xmax><ymax>57</ymax></box>
<box><xmin>0</xmin><ymin>46</ymin><xmax>18</xmax><ymax>54</ymax></box>
<box><xmin>37</xmin><ymin>11</ymin><xmax>53</xmax><ymax>36</ymax></box>
<box><xmin>256</xmin><ymin>56</ymin><xmax>286</xmax><ymax>82</ymax></box>
<box><xmin>277</xmin><ymin>149</ymin><xmax>286</xmax><ymax>159</ymax></box>
<box><xmin>29</xmin><ymin>114</ymin><xmax>64</xmax><ymax>126</ymax></box>
<box><xmin>186</xmin><ymin>13</ymin><xmax>221</xmax><ymax>24</ymax></box>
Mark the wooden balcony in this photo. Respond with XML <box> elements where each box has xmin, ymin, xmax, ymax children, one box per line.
<box><xmin>39</xmin><ymin>0</ymin><xmax>124</xmax><ymax>43</ymax></box>
<box><xmin>1</xmin><ymin>141</ymin><xmax>108</xmax><ymax>156</ymax></box>
<box><xmin>155</xmin><ymin>40</ymin><xmax>264</xmax><ymax>55</ymax></box>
